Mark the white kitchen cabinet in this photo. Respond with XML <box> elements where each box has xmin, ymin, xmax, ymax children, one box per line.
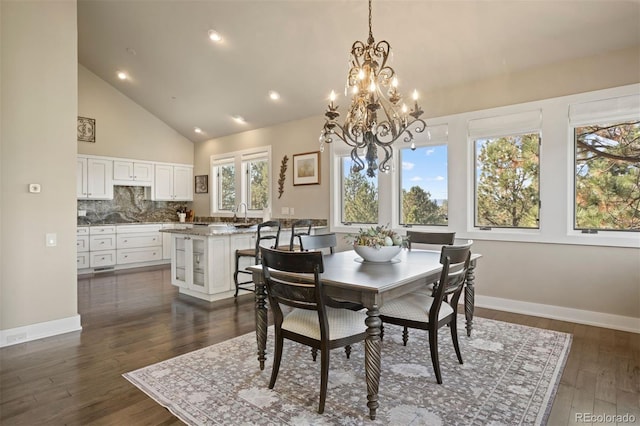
<box><xmin>154</xmin><ymin>164</ymin><xmax>193</xmax><ymax>201</ymax></box>
<box><xmin>113</xmin><ymin>160</ymin><xmax>153</xmax><ymax>185</ymax></box>
<box><xmin>77</xmin><ymin>156</ymin><xmax>113</xmax><ymax>200</ymax></box>
<box><xmin>90</xmin><ymin>250</ymin><xmax>117</xmax><ymax>268</ymax></box>
<box><xmin>88</xmin><ymin>226</ymin><xmax>116</xmax><ymax>268</ymax></box>
<box><xmin>116</xmin><ymin>224</ymin><xmax>164</xmax><ymax>265</ymax></box>
<box><xmin>170</xmin><ymin>234</ymin><xmax>231</xmax><ymax>300</ymax></box>
<box><xmin>77</xmin><ymin>227</ymin><xmax>90</xmax><ymax>270</ymax></box>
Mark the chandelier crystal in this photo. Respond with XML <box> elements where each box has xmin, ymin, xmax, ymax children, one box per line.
<box><xmin>319</xmin><ymin>0</ymin><xmax>426</xmax><ymax>177</ymax></box>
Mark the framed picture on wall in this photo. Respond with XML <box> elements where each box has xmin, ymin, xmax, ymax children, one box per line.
<box><xmin>292</xmin><ymin>151</ymin><xmax>320</xmax><ymax>186</ymax></box>
<box><xmin>195</xmin><ymin>175</ymin><xmax>208</xmax><ymax>193</ymax></box>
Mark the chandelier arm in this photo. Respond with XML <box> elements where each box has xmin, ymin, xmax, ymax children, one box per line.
<box><xmin>323</xmin><ymin>121</ymin><xmax>366</xmax><ymax>148</ymax></box>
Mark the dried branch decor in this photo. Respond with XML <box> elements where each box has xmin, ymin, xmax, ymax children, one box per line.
<box><xmin>278</xmin><ymin>155</ymin><xmax>288</xmax><ymax>199</ymax></box>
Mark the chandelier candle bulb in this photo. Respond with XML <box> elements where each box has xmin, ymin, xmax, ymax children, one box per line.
<box><xmin>319</xmin><ymin>0</ymin><xmax>427</xmax><ymax>177</ymax></box>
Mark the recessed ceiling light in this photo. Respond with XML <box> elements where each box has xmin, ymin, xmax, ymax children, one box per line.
<box><xmin>269</xmin><ymin>90</ymin><xmax>280</xmax><ymax>101</ymax></box>
<box><xmin>232</xmin><ymin>115</ymin><xmax>246</xmax><ymax>124</ymax></box>
<box><xmin>194</xmin><ymin>127</ymin><xmax>203</xmax><ymax>134</ymax></box>
<box><xmin>208</xmin><ymin>29</ymin><xmax>222</xmax><ymax>43</ymax></box>
<box><xmin>117</xmin><ymin>71</ymin><xmax>128</xmax><ymax>80</ymax></box>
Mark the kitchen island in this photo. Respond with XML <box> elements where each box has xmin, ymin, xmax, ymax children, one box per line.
<box><xmin>160</xmin><ymin>224</ymin><xmax>326</xmax><ymax>302</ymax></box>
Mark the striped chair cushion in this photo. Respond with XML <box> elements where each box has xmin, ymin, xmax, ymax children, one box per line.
<box><xmin>282</xmin><ymin>306</ymin><xmax>367</xmax><ymax>341</ymax></box>
<box><xmin>379</xmin><ymin>294</ymin><xmax>454</xmax><ymax>323</ymax></box>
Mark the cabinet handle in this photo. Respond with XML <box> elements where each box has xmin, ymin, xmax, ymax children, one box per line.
<box><xmin>101</xmin><ymin>257</ymin><xmax>105</xmax><ymax>260</ymax></box>
<box><xmin>124</xmin><ymin>255</ymin><xmax>128</xmax><ymax>258</ymax></box>
<box><xmin>124</xmin><ymin>239</ymin><xmax>128</xmax><ymax>242</ymax></box>
<box><xmin>153</xmin><ymin>252</ymin><xmax>156</xmax><ymax>255</ymax></box>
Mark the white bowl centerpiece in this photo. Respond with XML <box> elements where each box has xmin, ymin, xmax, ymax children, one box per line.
<box><xmin>348</xmin><ymin>225</ymin><xmax>407</xmax><ymax>263</ymax></box>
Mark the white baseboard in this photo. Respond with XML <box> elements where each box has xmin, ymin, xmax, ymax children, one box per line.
<box><xmin>475</xmin><ymin>295</ymin><xmax>640</xmax><ymax>334</ymax></box>
<box><xmin>0</xmin><ymin>315</ymin><xmax>82</xmax><ymax>348</ymax></box>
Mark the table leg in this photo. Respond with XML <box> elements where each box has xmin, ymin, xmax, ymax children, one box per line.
<box><xmin>364</xmin><ymin>305</ymin><xmax>381</xmax><ymax>420</ymax></box>
<box><xmin>464</xmin><ymin>259</ymin><xmax>476</xmax><ymax>337</ymax></box>
<box><xmin>254</xmin><ymin>271</ymin><xmax>268</xmax><ymax>370</ymax></box>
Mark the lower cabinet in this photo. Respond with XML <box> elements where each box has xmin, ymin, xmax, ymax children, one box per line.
<box><xmin>116</xmin><ymin>224</ymin><xmax>163</xmax><ymax>265</ymax></box>
<box><xmin>171</xmin><ymin>234</ymin><xmax>231</xmax><ymax>301</ymax></box>
<box><xmin>78</xmin><ymin>223</ymin><xmax>169</xmax><ymax>273</ymax></box>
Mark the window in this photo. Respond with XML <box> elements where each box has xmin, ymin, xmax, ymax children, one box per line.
<box><xmin>574</xmin><ymin>120</ymin><xmax>640</xmax><ymax>231</ymax></box>
<box><xmin>210</xmin><ymin>147</ymin><xmax>271</xmax><ymax>215</ymax></box>
<box><xmin>470</xmin><ymin>111</ymin><xmax>541</xmax><ymax>229</ymax></box>
<box><xmin>244</xmin><ymin>156</ymin><xmax>268</xmax><ymax>210</ymax></box>
<box><xmin>214</xmin><ymin>160</ymin><xmax>235</xmax><ymax>211</ymax></box>
<box><xmin>474</xmin><ymin>133</ymin><xmax>540</xmax><ymax>228</ymax></box>
<box><xmin>399</xmin><ymin>144</ymin><xmax>448</xmax><ymax>226</ymax></box>
<box><xmin>341</xmin><ymin>156</ymin><xmax>378</xmax><ymax>224</ymax></box>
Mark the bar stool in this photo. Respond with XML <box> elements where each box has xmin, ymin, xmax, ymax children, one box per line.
<box><xmin>233</xmin><ymin>220</ymin><xmax>281</xmax><ymax>297</ymax></box>
<box><xmin>277</xmin><ymin>219</ymin><xmax>312</xmax><ymax>251</ymax></box>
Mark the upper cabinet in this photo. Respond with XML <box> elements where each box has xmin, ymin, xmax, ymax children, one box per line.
<box><xmin>113</xmin><ymin>160</ymin><xmax>154</xmax><ymax>185</ymax></box>
<box><xmin>154</xmin><ymin>164</ymin><xmax>193</xmax><ymax>201</ymax></box>
<box><xmin>77</xmin><ymin>156</ymin><xmax>114</xmax><ymax>200</ymax></box>
<box><xmin>77</xmin><ymin>155</ymin><xmax>192</xmax><ymax>201</ymax></box>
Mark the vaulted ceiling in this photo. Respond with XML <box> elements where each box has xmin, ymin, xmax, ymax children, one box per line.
<box><xmin>78</xmin><ymin>0</ymin><xmax>640</xmax><ymax>142</ymax></box>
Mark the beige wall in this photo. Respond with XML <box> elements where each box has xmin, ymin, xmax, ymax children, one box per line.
<box><xmin>193</xmin><ymin>115</ymin><xmax>329</xmax><ymax>220</ymax></box>
<box><xmin>1</xmin><ymin>1</ymin><xmax>79</xmax><ymax>330</ymax></box>
<box><xmin>423</xmin><ymin>46</ymin><xmax>640</xmax><ymax>119</ymax></box>
<box><xmin>195</xmin><ymin>46</ymin><xmax>640</xmax><ymax>326</ymax></box>
<box><xmin>78</xmin><ymin>65</ymin><xmax>193</xmax><ymax>164</ymax></box>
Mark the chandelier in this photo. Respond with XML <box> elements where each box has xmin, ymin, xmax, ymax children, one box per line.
<box><xmin>319</xmin><ymin>0</ymin><xmax>426</xmax><ymax>177</ymax></box>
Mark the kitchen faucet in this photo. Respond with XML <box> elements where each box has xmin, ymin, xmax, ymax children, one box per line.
<box><xmin>236</xmin><ymin>202</ymin><xmax>248</xmax><ymax>223</ymax></box>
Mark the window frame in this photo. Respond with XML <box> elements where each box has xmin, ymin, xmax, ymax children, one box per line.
<box><xmin>569</xmin><ymin>95</ymin><xmax>640</xmax><ymax>235</ymax></box>
<box><xmin>397</xmin><ymin>123</ymin><xmax>450</xmax><ymax>228</ymax></box>
<box><xmin>472</xmin><ymin>130</ymin><xmax>542</xmax><ymax>230</ymax></box>
<box><xmin>210</xmin><ymin>146</ymin><xmax>272</xmax><ymax>217</ymax></box>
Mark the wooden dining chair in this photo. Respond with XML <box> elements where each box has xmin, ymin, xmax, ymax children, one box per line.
<box><xmin>260</xmin><ymin>247</ymin><xmax>367</xmax><ymax>414</ymax></box>
<box><xmin>406</xmin><ymin>231</ymin><xmax>456</xmax><ymax>250</ymax></box>
<box><xmin>233</xmin><ymin>220</ymin><xmax>281</xmax><ymax>297</ymax></box>
<box><xmin>299</xmin><ymin>233</ymin><xmax>337</xmax><ymax>254</ymax></box>
<box><xmin>379</xmin><ymin>242</ymin><xmax>471</xmax><ymax>384</ymax></box>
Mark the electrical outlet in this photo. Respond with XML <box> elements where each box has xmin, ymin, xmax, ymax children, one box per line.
<box><xmin>289</xmin><ymin>207</ymin><xmax>295</xmax><ymax>216</ymax></box>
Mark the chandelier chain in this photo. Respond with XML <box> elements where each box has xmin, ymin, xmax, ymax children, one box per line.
<box><xmin>368</xmin><ymin>0</ymin><xmax>373</xmax><ymax>43</ymax></box>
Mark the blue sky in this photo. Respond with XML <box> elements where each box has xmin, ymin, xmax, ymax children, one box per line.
<box><xmin>400</xmin><ymin>145</ymin><xmax>448</xmax><ymax>200</ymax></box>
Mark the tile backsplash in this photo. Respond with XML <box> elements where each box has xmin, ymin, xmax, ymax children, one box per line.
<box><xmin>78</xmin><ymin>186</ymin><xmax>192</xmax><ymax>225</ymax></box>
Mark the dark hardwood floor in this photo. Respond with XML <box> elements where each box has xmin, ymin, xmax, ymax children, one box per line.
<box><xmin>1</xmin><ymin>266</ymin><xmax>638</xmax><ymax>425</ymax></box>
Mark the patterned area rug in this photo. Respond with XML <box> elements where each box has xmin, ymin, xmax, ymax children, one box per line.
<box><xmin>124</xmin><ymin>316</ymin><xmax>571</xmax><ymax>425</ymax></box>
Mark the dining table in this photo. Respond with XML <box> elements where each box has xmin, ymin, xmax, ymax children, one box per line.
<box><xmin>248</xmin><ymin>247</ymin><xmax>481</xmax><ymax>420</ymax></box>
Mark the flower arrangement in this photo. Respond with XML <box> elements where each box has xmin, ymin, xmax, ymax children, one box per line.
<box><xmin>346</xmin><ymin>224</ymin><xmax>408</xmax><ymax>249</ymax></box>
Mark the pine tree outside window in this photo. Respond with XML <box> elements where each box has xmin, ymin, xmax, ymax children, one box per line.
<box><xmin>574</xmin><ymin>120</ymin><xmax>640</xmax><ymax>231</ymax></box>
<box><xmin>341</xmin><ymin>156</ymin><xmax>378</xmax><ymax>224</ymax></box>
<box><xmin>399</xmin><ymin>145</ymin><xmax>448</xmax><ymax>226</ymax></box>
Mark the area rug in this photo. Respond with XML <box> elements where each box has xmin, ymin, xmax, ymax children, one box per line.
<box><xmin>124</xmin><ymin>316</ymin><xmax>571</xmax><ymax>425</ymax></box>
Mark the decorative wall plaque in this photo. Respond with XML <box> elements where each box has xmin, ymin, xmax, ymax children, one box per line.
<box><xmin>77</xmin><ymin>116</ymin><xmax>96</xmax><ymax>143</ymax></box>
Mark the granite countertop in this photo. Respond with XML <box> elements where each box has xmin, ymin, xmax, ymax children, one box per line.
<box><xmin>160</xmin><ymin>225</ymin><xmax>260</xmax><ymax>236</ymax></box>
<box><xmin>159</xmin><ymin>224</ymin><xmax>328</xmax><ymax>237</ymax></box>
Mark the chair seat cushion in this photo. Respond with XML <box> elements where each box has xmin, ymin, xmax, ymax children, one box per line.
<box><xmin>282</xmin><ymin>306</ymin><xmax>367</xmax><ymax>341</ymax></box>
<box><xmin>379</xmin><ymin>294</ymin><xmax>454</xmax><ymax>323</ymax></box>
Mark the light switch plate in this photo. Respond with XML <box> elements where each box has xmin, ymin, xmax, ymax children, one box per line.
<box><xmin>46</xmin><ymin>233</ymin><xmax>57</xmax><ymax>247</ymax></box>
<box><xmin>281</xmin><ymin>207</ymin><xmax>289</xmax><ymax>215</ymax></box>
